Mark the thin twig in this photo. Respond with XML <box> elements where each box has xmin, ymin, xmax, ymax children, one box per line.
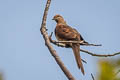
<box><xmin>80</xmin><ymin>49</ymin><xmax>120</xmax><ymax>57</ymax></box>
<box><xmin>91</xmin><ymin>73</ymin><xmax>95</xmax><ymax>80</ymax></box>
<box><xmin>40</xmin><ymin>0</ymin><xmax>76</xmax><ymax>80</ymax></box>
<box><xmin>81</xmin><ymin>59</ymin><xmax>87</xmax><ymax>64</ymax></box>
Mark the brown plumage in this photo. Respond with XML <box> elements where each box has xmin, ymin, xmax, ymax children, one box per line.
<box><xmin>52</xmin><ymin>14</ymin><xmax>87</xmax><ymax>75</ymax></box>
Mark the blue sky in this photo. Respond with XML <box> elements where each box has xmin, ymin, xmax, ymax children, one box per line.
<box><xmin>0</xmin><ymin>0</ymin><xmax>120</xmax><ymax>80</ymax></box>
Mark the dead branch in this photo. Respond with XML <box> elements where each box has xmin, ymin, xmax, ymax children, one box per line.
<box><xmin>80</xmin><ymin>49</ymin><xmax>120</xmax><ymax>57</ymax></box>
<box><xmin>81</xmin><ymin>59</ymin><xmax>87</xmax><ymax>64</ymax></box>
<box><xmin>91</xmin><ymin>73</ymin><xmax>95</xmax><ymax>80</ymax></box>
<box><xmin>51</xmin><ymin>40</ymin><xmax>101</xmax><ymax>46</ymax></box>
<box><xmin>40</xmin><ymin>0</ymin><xmax>76</xmax><ymax>80</ymax></box>
<box><xmin>49</xmin><ymin>33</ymin><xmax>120</xmax><ymax>57</ymax></box>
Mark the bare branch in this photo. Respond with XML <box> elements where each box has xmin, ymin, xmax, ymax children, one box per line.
<box><xmin>80</xmin><ymin>49</ymin><xmax>120</xmax><ymax>57</ymax></box>
<box><xmin>53</xmin><ymin>40</ymin><xmax>83</xmax><ymax>44</ymax></box>
<box><xmin>40</xmin><ymin>0</ymin><xmax>76</xmax><ymax>80</ymax></box>
<box><xmin>91</xmin><ymin>73</ymin><xmax>95</xmax><ymax>80</ymax></box>
<box><xmin>81</xmin><ymin>59</ymin><xmax>87</xmax><ymax>64</ymax></box>
<box><xmin>54</xmin><ymin>41</ymin><xmax>101</xmax><ymax>46</ymax></box>
<box><xmin>49</xmin><ymin>33</ymin><xmax>120</xmax><ymax>57</ymax></box>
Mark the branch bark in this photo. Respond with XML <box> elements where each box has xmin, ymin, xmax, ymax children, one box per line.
<box><xmin>40</xmin><ymin>0</ymin><xmax>76</xmax><ymax>80</ymax></box>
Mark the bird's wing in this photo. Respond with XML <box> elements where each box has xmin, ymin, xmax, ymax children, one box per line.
<box><xmin>72</xmin><ymin>28</ymin><xmax>84</xmax><ymax>41</ymax></box>
<box><xmin>55</xmin><ymin>24</ymin><xmax>80</xmax><ymax>41</ymax></box>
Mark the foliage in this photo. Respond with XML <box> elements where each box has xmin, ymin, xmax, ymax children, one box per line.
<box><xmin>97</xmin><ymin>59</ymin><xmax>120</xmax><ymax>80</ymax></box>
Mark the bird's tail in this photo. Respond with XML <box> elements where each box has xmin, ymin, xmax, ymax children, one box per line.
<box><xmin>71</xmin><ymin>44</ymin><xmax>85</xmax><ymax>75</ymax></box>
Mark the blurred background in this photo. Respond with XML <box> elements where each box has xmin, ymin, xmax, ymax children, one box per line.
<box><xmin>0</xmin><ymin>0</ymin><xmax>120</xmax><ymax>80</ymax></box>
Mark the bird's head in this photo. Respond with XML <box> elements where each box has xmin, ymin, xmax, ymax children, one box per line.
<box><xmin>52</xmin><ymin>14</ymin><xmax>66</xmax><ymax>24</ymax></box>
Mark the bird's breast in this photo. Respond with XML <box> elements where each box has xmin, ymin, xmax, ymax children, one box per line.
<box><xmin>55</xmin><ymin>32</ymin><xmax>66</xmax><ymax>41</ymax></box>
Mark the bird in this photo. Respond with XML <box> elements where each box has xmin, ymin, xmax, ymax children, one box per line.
<box><xmin>52</xmin><ymin>14</ymin><xmax>88</xmax><ymax>75</ymax></box>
